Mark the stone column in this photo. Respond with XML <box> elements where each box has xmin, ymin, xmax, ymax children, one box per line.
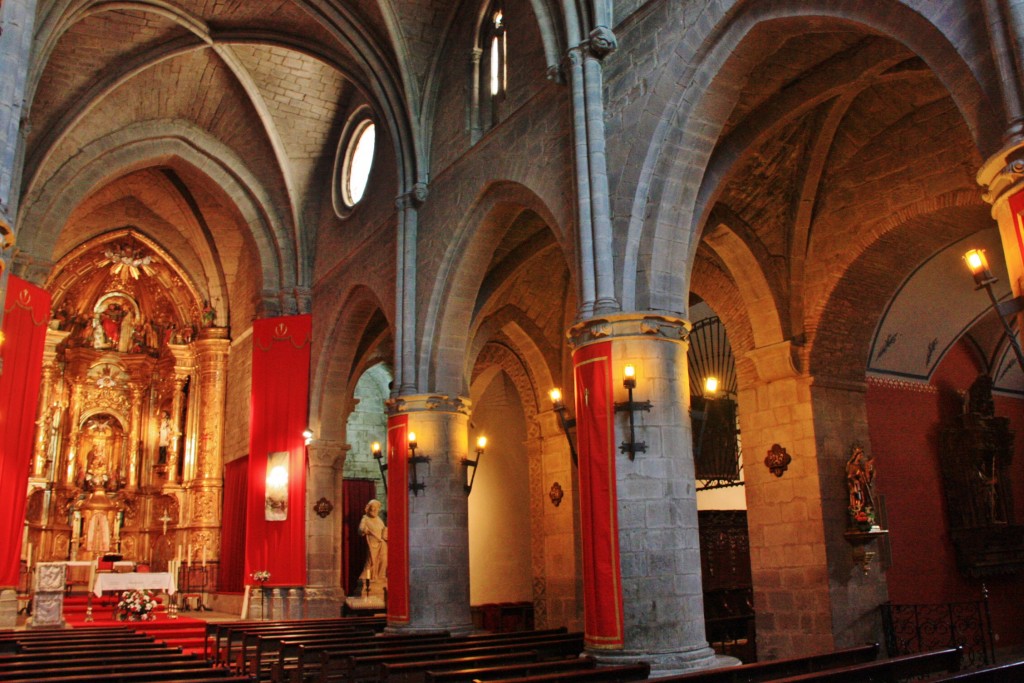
<box><xmin>534</xmin><ymin>408</ymin><xmax>582</xmax><ymax>631</ymax></box>
<box><xmin>166</xmin><ymin>375</ymin><xmax>187</xmax><ymax>485</ymax></box>
<box><xmin>305</xmin><ymin>439</ymin><xmax>348</xmax><ymax>617</ymax></box>
<box><xmin>567</xmin><ymin>314</ymin><xmax>716</xmax><ymax>673</ymax></box>
<box><xmin>188</xmin><ymin>329</ymin><xmax>229</xmax><ymax>566</ymax></box>
<box><xmin>388</xmin><ymin>394</ymin><xmax>474</xmax><ymax>635</ymax></box>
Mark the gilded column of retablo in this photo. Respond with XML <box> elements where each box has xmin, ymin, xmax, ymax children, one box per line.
<box><xmin>187</xmin><ymin>328</ymin><xmax>230</xmax><ymax>564</ymax></box>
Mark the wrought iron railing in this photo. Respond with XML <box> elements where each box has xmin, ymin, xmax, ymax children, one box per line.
<box><xmin>880</xmin><ymin>590</ymin><xmax>995</xmax><ymax>668</ymax></box>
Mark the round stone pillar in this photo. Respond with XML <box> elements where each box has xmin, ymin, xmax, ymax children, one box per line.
<box><xmin>187</xmin><ymin>328</ymin><xmax>229</xmax><ymax>564</ymax></box>
<box><xmin>567</xmin><ymin>313</ymin><xmax>717</xmax><ymax>673</ymax></box>
<box><xmin>386</xmin><ymin>394</ymin><xmax>474</xmax><ymax>635</ymax></box>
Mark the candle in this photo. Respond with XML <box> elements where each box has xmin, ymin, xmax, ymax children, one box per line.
<box><xmin>201</xmin><ymin>544</ymin><xmax>207</xmax><ymax>567</ymax></box>
<box><xmin>177</xmin><ymin>544</ymin><xmax>182</xmax><ymax>562</ymax></box>
<box><xmin>186</xmin><ymin>543</ymin><xmax>192</xmax><ymax>565</ymax></box>
<box><xmin>26</xmin><ymin>542</ymin><xmax>33</xmax><ymax>570</ymax></box>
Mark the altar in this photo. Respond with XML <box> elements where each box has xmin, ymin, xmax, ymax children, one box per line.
<box><xmin>93</xmin><ymin>571</ymin><xmax>175</xmax><ymax>597</ymax></box>
<box><xmin>88</xmin><ymin>571</ymin><xmax>176</xmax><ymax>621</ymax></box>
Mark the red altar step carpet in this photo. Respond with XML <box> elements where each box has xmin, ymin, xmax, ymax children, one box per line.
<box><xmin>61</xmin><ymin>594</ymin><xmax>207</xmax><ymax>655</ymax></box>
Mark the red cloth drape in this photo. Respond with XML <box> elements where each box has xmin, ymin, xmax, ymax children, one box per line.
<box><xmin>0</xmin><ymin>276</ymin><xmax>51</xmax><ymax>587</ymax></box>
<box><xmin>573</xmin><ymin>341</ymin><xmax>625</xmax><ymax>649</ymax></box>
<box><xmin>342</xmin><ymin>479</ymin><xmax>377</xmax><ymax>595</ymax></box>
<box><xmin>386</xmin><ymin>415</ymin><xmax>409</xmax><ymax>624</ymax></box>
<box><xmin>1008</xmin><ymin>190</ymin><xmax>1024</xmax><ymax>274</ymax></box>
<box><xmin>244</xmin><ymin>315</ymin><xmax>310</xmax><ymax>586</ymax></box>
<box><xmin>218</xmin><ymin>455</ymin><xmax>248</xmax><ymax>592</ymax></box>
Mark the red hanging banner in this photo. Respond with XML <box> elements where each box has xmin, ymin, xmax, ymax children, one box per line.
<box><xmin>386</xmin><ymin>414</ymin><xmax>410</xmax><ymax>624</ymax></box>
<box><xmin>0</xmin><ymin>276</ymin><xmax>51</xmax><ymax>587</ymax></box>
<box><xmin>245</xmin><ymin>315</ymin><xmax>311</xmax><ymax>587</ymax></box>
<box><xmin>1009</xmin><ymin>189</ymin><xmax>1024</xmax><ymax>273</ymax></box>
<box><xmin>573</xmin><ymin>341</ymin><xmax>625</xmax><ymax>649</ymax></box>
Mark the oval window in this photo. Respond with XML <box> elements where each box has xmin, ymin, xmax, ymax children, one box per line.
<box><xmin>342</xmin><ymin>121</ymin><xmax>375</xmax><ymax>206</ymax></box>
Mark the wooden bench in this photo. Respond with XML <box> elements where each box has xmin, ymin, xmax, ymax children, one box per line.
<box><xmin>765</xmin><ymin>646</ymin><xmax>962</xmax><ymax>683</ymax></box>
<box><xmin>241</xmin><ymin>627</ymin><xmax>377</xmax><ymax>675</ymax></box>
<box><xmin>0</xmin><ymin>643</ymin><xmax>182</xmax><ymax>667</ymax></box>
<box><xmin>655</xmin><ymin>643</ymin><xmax>881</xmax><ymax>682</ymax></box>
<box><xmin>467</xmin><ymin>662</ymin><xmax>651</xmax><ymax>683</ymax></box>
<box><xmin>319</xmin><ymin>633</ymin><xmax>585</xmax><ymax>683</ymax></box>
<box><xmin>0</xmin><ymin>652</ymin><xmax>203</xmax><ymax>676</ymax></box>
<box><xmin>379</xmin><ymin>650</ymin><xmax>544</xmax><ymax>683</ymax></box>
<box><xmin>924</xmin><ymin>660</ymin><xmax>1024</xmax><ymax>682</ymax></box>
<box><xmin>215</xmin><ymin>617</ymin><xmax>383</xmax><ymax>667</ymax></box>
<box><xmin>275</xmin><ymin>629</ymin><xmax>573</xmax><ymax>683</ymax></box>
<box><xmin>207</xmin><ymin>616</ymin><xmax>384</xmax><ymax>663</ymax></box>
<box><xmin>263</xmin><ymin>632</ymin><xmax>460</xmax><ymax>682</ymax></box>
<box><xmin>424</xmin><ymin>656</ymin><xmax>598</xmax><ymax>683</ymax></box>
<box><xmin>0</xmin><ymin>659</ymin><xmax>219</xmax><ymax>682</ymax></box>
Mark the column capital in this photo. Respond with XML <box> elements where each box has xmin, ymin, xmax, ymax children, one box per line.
<box><xmin>977</xmin><ymin>139</ymin><xmax>1024</xmax><ymax>206</ymax></box>
<box><xmin>567</xmin><ymin>312</ymin><xmax>690</xmax><ymax>349</ymax></box>
<box><xmin>585</xmin><ymin>26</ymin><xmax>618</xmax><ymax>59</ymax></box>
<box><xmin>307</xmin><ymin>439</ymin><xmax>349</xmax><ymax>468</ymax></box>
<box><xmin>386</xmin><ymin>393</ymin><xmax>471</xmax><ymax>416</ymax></box>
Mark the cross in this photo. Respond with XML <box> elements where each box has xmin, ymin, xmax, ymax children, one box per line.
<box><xmin>159</xmin><ymin>511</ymin><xmax>171</xmax><ymax>535</ymax></box>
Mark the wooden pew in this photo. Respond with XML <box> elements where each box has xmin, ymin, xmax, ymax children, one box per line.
<box><xmin>925</xmin><ymin>660</ymin><xmax>1024</xmax><ymax>682</ymax></box>
<box><xmin>3</xmin><ymin>672</ymin><xmax>254</xmax><ymax>683</ymax></box>
<box><xmin>223</xmin><ymin>622</ymin><xmax>365</xmax><ymax>668</ymax></box>
<box><xmin>0</xmin><ymin>658</ymin><xmax>217</xmax><ymax>682</ymax></box>
<box><xmin>424</xmin><ymin>656</ymin><xmax>598</xmax><ymax>683</ymax></box>
<box><xmin>467</xmin><ymin>662</ymin><xmax>651</xmax><ymax>683</ymax></box>
<box><xmin>241</xmin><ymin>627</ymin><xmax>376</xmax><ymax>675</ymax></box>
<box><xmin>211</xmin><ymin>618</ymin><xmax>363</xmax><ymax>665</ymax></box>
<box><xmin>379</xmin><ymin>651</ymin><xmax>544</xmax><ymax>683</ymax></box>
<box><xmin>275</xmin><ymin>629</ymin><xmax>572</xmax><ymax>683</ymax></box>
<box><xmin>0</xmin><ymin>650</ymin><xmax>199</xmax><ymax>676</ymax></box>
<box><xmin>261</xmin><ymin>632</ymin><xmax>458</xmax><ymax>682</ymax></box>
<box><xmin>13</xmin><ymin>636</ymin><xmax>160</xmax><ymax>655</ymax></box>
<box><xmin>207</xmin><ymin>616</ymin><xmax>384</xmax><ymax>664</ymax></box>
<box><xmin>0</xmin><ymin>626</ymin><xmax>136</xmax><ymax>653</ymax></box>
<box><xmin>654</xmin><ymin>643</ymin><xmax>881</xmax><ymax>682</ymax></box>
<box><xmin>319</xmin><ymin>633</ymin><xmax>585</xmax><ymax>683</ymax></box>
<box><xmin>763</xmin><ymin>646</ymin><xmax>962</xmax><ymax>682</ymax></box>
<box><xmin>0</xmin><ymin>642</ymin><xmax>179</xmax><ymax>667</ymax></box>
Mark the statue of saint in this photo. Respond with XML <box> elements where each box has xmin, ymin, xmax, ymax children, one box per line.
<box><xmin>846</xmin><ymin>446</ymin><xmax>876</xmax><ymax>521</ymax></box>
<box><xmin>358</xmin><ymin>499</ymin><xmax>387</xmax><ymax>593</ymax></box>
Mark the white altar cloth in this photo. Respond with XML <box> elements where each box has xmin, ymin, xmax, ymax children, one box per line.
<box><xmin>93</xmin><ymin>571</ymin><xmax>176</xmax><ymax>596</ymax></box>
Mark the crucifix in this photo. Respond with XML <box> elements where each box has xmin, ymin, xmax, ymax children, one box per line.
<box><xmin>159</xmin><ymin>511</ymin><xmax>171</xmax><ymax>535</ymax></box>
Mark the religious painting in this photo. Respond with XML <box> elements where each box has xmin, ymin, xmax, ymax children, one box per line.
<box><xmin>265</xmin><ymin>451</ymin><xmax>289</xmax><ymax>521</ymax></box>
<box><xmin>75</xmin><ymin>415</ymin><xmax>125</xmax><ymax>491</ymax></box>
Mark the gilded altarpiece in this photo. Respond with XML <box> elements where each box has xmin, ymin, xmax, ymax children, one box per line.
<box><xmin>25</xmin><ymin>231</ymin><xmax>226</xmax><ymax>584</ymax></box>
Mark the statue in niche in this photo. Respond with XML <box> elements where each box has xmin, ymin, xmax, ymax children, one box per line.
<box><xmin>157</xmin><ymin>411</ymin><xmax>171</xmax><ymax>464</ymax></box>
<box><xmin>358</xmin><ymin>499</ymin><xmax>388</xmax><ymax>596</ymax></box>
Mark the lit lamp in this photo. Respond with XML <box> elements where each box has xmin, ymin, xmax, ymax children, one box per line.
<box><xmin>614</xmin><ymin>364</ymin><xmax>653</xmax><ymax>460</ymax></box>
<box><xmin>462</xmin><ymin>435</ymin><xmax>487</xmax><ymax>494</ymax></box>
<box><xmin>704</xmin><ymin>376</ymin><xmax>719</xmax><ymax>395</ymax></box>
<box><xmin>407</xmin><ymin>431</ymin><xmax>430</xmax><ymax>495</ymax></box>
<box><xmin>963</xmin><ymin>248</ymin><xmax>1024</xmax><ymax>371</ymax></box>
<box><xmin>303</xmin><ymin>429</ymin><xmax>313</xmax><ymax>446</ymax></box>
<box><xmin>372</xmin><ymin>441</ymin><xmax>388</xmax><ymax>494</ymax></box>
<box><xmin>549</xmin><ymin>388</ymin><xmax>578</xmax><ymax>466</ymax></box>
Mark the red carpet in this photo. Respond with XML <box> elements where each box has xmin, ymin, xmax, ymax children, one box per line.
<box><xmin>62</xmin><ymin>594</ymin><xmax>208</xmax><ymax>655</ymax></box>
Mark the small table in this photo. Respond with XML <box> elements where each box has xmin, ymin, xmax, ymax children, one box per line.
<box><xmin>89</xmin><ymin>572</ymin><xmax>176</xmax><ymax>621</ymax></box>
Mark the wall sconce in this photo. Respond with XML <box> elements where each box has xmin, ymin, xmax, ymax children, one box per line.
<box><xmin>764</xmin><ymin>443</ymin><xmax>791</xmax><ymax>477</ymax></box>
<box><xmin>371</xmin><ymin>442</ymin><xmax>388</xmax><ymax>494</ymax></box>
<box><xmin>302</xmin><ymin>429</ymin><xmax>313</xmax><ymax>446</ymax></box>
<box><xmin>407</xmin><ymin>431</ymin><xmax>430</xmax><ymax>496</ymax></box>
<box><xmin>614</xmin><ymin>364</ymin><xmax>653</xmax><ymax>460</ymax></box>
<box><xmin>963</xmin><ymin>248</ymin><xmax>1024</xmax><ymax>371</ymax></box>
<box><xmin>462</xmin><ymin>436</ymin><xmax>487</xmax><ymax>494</ymax></box>
<box><xmin>265</xmin><ymin>451</ymin><xmax>289</xmax><ymax>521</ymax></box>
<box><xmin>549</xmin><ymin>388</ymin><xmax>578</xmax><ymax>467</ymax></box>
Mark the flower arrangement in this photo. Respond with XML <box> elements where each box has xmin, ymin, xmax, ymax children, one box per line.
<box><xmin>251</xmin><ymin>570</ymin><xmax>271</xmax><ymax>583</ymax></box>
<box><xmin>116</xmin><ymin>589</ymin><xmax>158</xmax><ymax>621</ymax></box>
<box><xmin>849</xmin><ymin>505</ymin><xmax>877</xmax><ymax>531</ymax></box>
